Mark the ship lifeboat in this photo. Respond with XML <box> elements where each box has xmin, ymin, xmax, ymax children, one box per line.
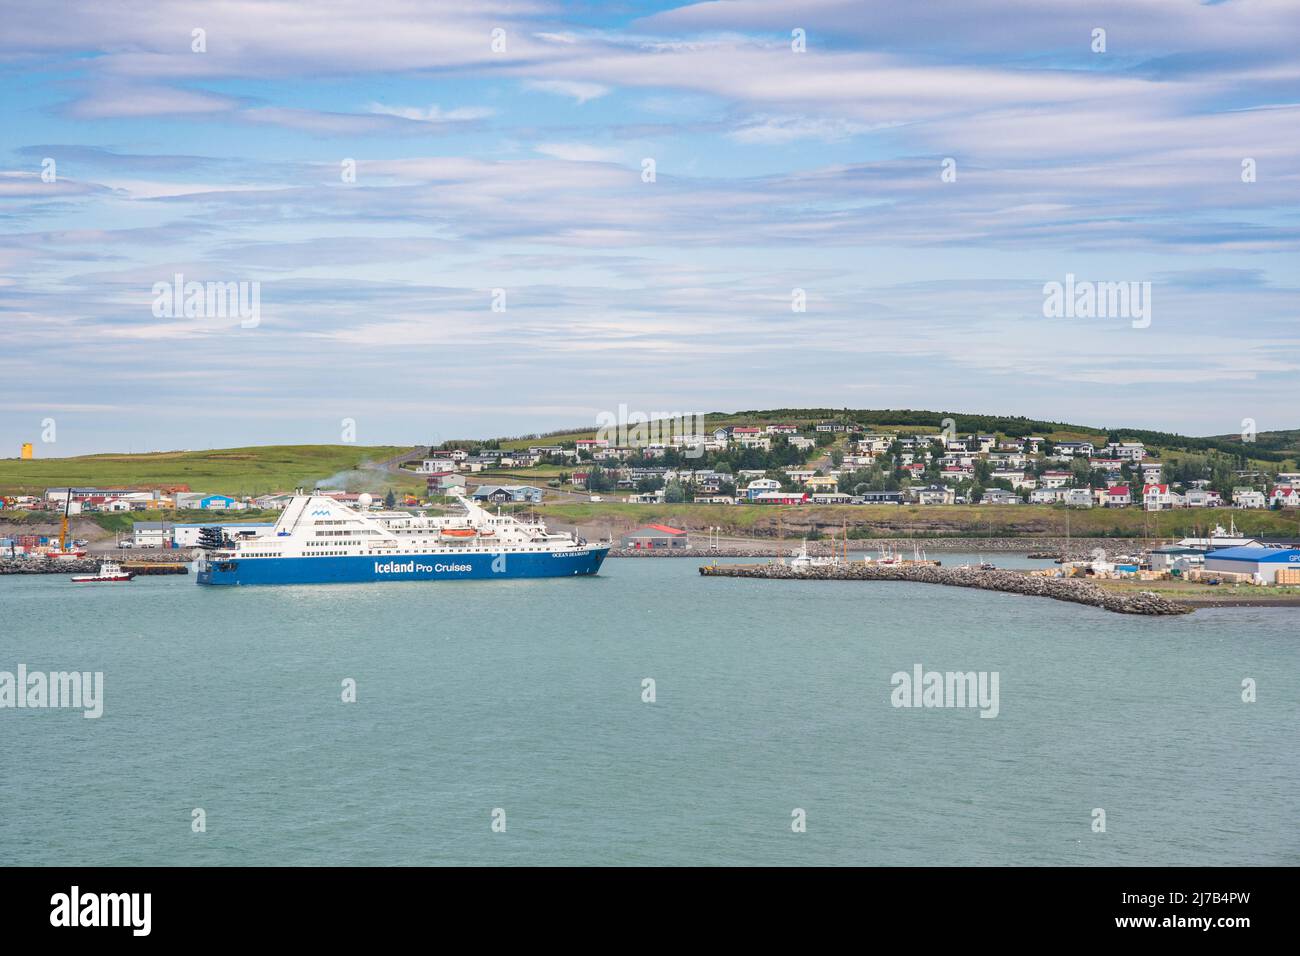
<box><xmin>440</xmin><ymin>529</ymin><xmax>476</xmax><ymax>538</ymax></box>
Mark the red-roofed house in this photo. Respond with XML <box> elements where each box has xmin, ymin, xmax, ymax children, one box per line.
<box><xmin>620</xmin><ymin>524</ymin><xmax>690</xmax><ymax>549</ymax></box>
<box><xmin>1106</xmin><ymin>486</ymin><xmax>1131</xmax><ymax>507</ymax></box>
<box><xmin>1271</xmin><ymin>487</ymin><xmax>1300</xmax><ymax>508</ymax></box>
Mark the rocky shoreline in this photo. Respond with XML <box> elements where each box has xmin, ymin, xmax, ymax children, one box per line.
<box><xmin>610</xmin><ymin>536</ymin><xmax>1152</xmax><ymax>560</ymax></box>
<box><xmin>1</xmin><ymin>557</ymin><xmax>100</xmax><ymax>575</ymax></box>
<box><xmin>698</xmin><ymin>561</ymin><xmax>1193</xmax><ymax>616</ymax></box>
<box><xmin>0</xmin><ymin>553</ymin><xmax>192</xmax><ymax>575</ymax></box>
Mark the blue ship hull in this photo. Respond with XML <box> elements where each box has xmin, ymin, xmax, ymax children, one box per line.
<box><xmin>196</xmin><ymin>547</ymin><xmax>609</xmax><ymax>586</ymax></box>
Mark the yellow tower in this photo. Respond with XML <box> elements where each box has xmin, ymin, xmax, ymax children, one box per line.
<box><xmin>21</xmin><ymin>443</ymin><xmax>33</xmax><ymax>460</ymax></box>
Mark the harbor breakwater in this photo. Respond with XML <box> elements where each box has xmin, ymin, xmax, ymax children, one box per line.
<box><xmin>609</xmin><ymin>536</ymin><xmax>1154</xmax><ymax>560</ymax></box>
<box><xmin>0</xmin><ymin>555</ymin><xmax>190</xmax><ymax>575</ymax></box>
<box><xmin>1</xmin><ymin>557</ymin><xmax>99</xmax><ymax>575</ymax></box>
<box><xmin>698</xmin><ymin>562</ymin><xmax>1193</xmax><ymax>616</ymax></box>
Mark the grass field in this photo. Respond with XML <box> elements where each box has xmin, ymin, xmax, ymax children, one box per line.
<box><xmin>0</xmin><ymin>445</ymin><xmax>415</xmax><ymax>497</ymax></box>
<box><xmin>517</xmin><ymin>501</ymin><xmax>1300</xmax><ymax>538</ymax></box>
<box><xmin>1092</xmin><ymin>577</ymin><xmax>1300</xmax><ymax>605</ymax></box>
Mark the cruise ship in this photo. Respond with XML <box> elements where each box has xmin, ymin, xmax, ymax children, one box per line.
<box><xmin>195</xmin><ymin>492</ymin><xmax>608</xmax><ymax>586</ymax></box>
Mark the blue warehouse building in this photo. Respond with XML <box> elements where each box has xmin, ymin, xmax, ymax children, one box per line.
<box><xmin>1202</xmin><ymin>547</ymin><xmax>1300</xmax><ymax>584</ymax></box>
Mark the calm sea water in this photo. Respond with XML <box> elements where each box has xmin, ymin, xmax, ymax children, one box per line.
<box><xmin>1</xmin><ymin>555</ymin><xmax>1295</xmax><ymax>866</ymax></box>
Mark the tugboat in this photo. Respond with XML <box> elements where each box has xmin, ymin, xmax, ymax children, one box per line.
<box><xmin>71</xmin><ymin>560</ymin><xmax>135</xmax><ymax>583</ymax></box>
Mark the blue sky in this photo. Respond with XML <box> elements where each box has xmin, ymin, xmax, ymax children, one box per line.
<box><xmin>1</xmin><ymin>0</ymin><xmax>1297</xmax><ymax>455</ymax></box>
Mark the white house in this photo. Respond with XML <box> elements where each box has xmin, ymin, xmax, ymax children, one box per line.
<box><xmin>1232</xmin><ymin>489</ymin><xmax>1267</xmax><ymax>509</ymax></box>
<box><xmin>1107</xmin><ymin>441</ymin><xmax>1147</xmax><ymax>461</ymax></box>
<box><xmin>745</xmin><ymin>478</ymin><xmax>781</xmax><ymax>500</ymax></box>
<box><xmin>916</xmin><ymin>485</ymin><xmax>955</xmax><ymax>505</ymax></box>
<box><xmin>992</xmin><ymin>469</ymin><xmax>1036</xmax><ymax>490</ymax></box>
<box><xmin>415</xmin><ymin>458</ymin><xmax>458</xmax><ymax>474</ymax></box>
<box><xmin>1055</xmin><ymin>441</ymin><xmax>1095</xmax><ymax>457</ymax></box>
<box><xmin>858</xmin><ymin>435</ymin><xmax>893</xmax><ymax>453</ymax></box>
<box><xmin>1063</xmin><ymin>488</ymin><xmax>1093</xmax><ymax>508</ymax></box>
<box><xmin>1143</xmin><ymin>484</ymin><xmax>1182</xmax><ymax>511</ymax></box>
<box><xmin>981</xmin><ymin>488</ymin><xmax>1020</xmax><ymax>505</ymax></box>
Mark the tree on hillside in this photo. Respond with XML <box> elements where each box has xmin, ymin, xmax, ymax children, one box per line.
<box><xmin>585</xmin><ymin>466</ymin><xmax>614</xmax><ymax>493</ymax></box>
<box><xmin>1068</xmin><ymin>457</ymin><xmax>1092</xmax><ymax>485</ymax></box>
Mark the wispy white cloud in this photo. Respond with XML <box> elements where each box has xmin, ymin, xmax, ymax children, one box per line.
<box><xmin>532</xmin><ymin>142</ymin><xmax>624</xmax><ymax>163</ymax></box>
<box><xmin>524</xmin><ymin>79</ymin><xmax>610</xmax><ymax>103</ymax></box>
<box><xmin>2</xmin><ymin>0</ymin><xmax>1298</xmax><ymax>452</ymax></box>
<box><xmin>366</xmin><ymin>102</ymin><xmax>496</xmax><ymax>123</ymax></box>
<box><xmin>67</xmin><ymin>83</ymin><xmax>239</xmax><ymax>119</ymax></box>
<box><xmin>728</xmin><ymin>115</ymin><xmax>883</xmax><ymax>144</ymax></box>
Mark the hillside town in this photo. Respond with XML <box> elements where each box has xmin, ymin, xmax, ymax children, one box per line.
<box><xmin>3</xmin><ymin>420</ymin><xmax>1299</xmax><ymax>527</ymax></box>
<box><xmin>417</xmin><ymin>420</ymin><xmax>1298</xmax><ymax>511</ymax></box>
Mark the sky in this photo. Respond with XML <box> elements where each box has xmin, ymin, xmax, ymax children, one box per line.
<box><xmin>1</xmin><ymin>0</ymin><xmax>1297</xmax><ymax>456</ymax></box>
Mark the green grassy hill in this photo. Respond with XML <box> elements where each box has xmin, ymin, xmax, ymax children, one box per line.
<box><xmin>0</xmin><ymin>445</ymin><xmax>414</xmax><ymax>497</ymax></box>
<box><xmin>3</xmin><ymin>408</ymin><xmax>1296</xmax><ymax>507</ymax></box>
<box><xmin>465</xmin><ymin>409</ymin><xmax>1297</xmax><ymax>470</ymax></box>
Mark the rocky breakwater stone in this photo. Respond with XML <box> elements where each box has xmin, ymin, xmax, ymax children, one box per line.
<box><xmin>698</xmin><ymin>562</ymin><xmax>1193</xmax><ymax>616</ymax></box>
<box><xmin>0</xmin><ymin>558</ymin><xmax>99</xmax><ymax>575</ymax></box>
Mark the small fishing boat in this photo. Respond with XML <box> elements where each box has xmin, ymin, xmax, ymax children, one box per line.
<box><xmin>789</xmin><ymin>540</ymin><xmax>836</xmax><ymax>569</ymax></box>
<box><xmin>71</xmin><ymin>561</ymin><xmax>135</xmax><ymax>583</ymax></box>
